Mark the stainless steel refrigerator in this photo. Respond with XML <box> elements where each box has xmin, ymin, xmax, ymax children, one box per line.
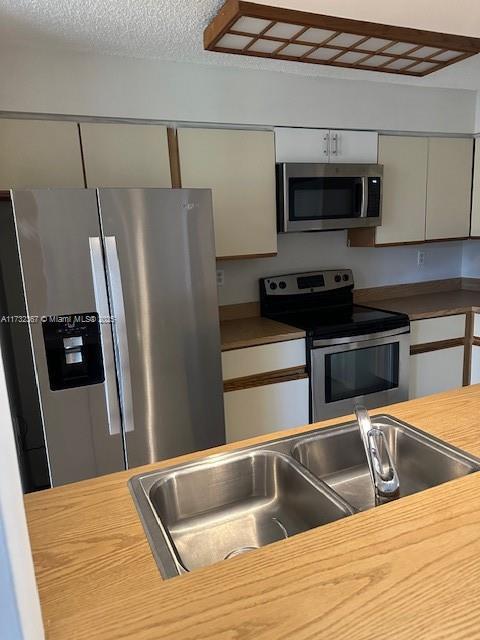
<box><xmin>0</xmin><ymin>189</ymin><xmax>225</xmax><ymax>489</ymax></box>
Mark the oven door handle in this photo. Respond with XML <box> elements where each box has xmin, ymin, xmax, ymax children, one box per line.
<box><xmin>312</xmin><ymin>326</ymin><xmax>410</xmax><ymax>348</ymax></box>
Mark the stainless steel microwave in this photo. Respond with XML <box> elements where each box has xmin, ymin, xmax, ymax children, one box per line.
<box><xmin>276</xmin><ymin>163</ymin><xmax>383</xmax><ymax>233</ymax></box>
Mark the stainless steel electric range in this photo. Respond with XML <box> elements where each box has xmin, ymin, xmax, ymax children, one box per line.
<box><xmin>260</xmin><ymin>270</ymin><xmax>411</xmax><ymax>422</ymax></box>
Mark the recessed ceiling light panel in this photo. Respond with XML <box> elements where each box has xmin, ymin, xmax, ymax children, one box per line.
<box><xmin>204</xmin><ymin>0</ymin><xmax>480</xmax><ymax>76</ymax></box>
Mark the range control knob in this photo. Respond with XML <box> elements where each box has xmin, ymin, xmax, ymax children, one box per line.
<box><xmin>343</xmin><ymin>274</ymin><xmax>349</xmax><ymax>281</ymax></box>
<box><xmin>269</xmin><ymin>282</ymin><xmax>277</xmax><ymax>290</ymax></box>
<box><xmin>334</xmin><ymin>274</ymin><xmax>342</xmax><ymax>283</ymax></box>
<box><xmin>279</xmin><ymin>281</ymin><xmax>287</xmax><ymax>290</ymax></box>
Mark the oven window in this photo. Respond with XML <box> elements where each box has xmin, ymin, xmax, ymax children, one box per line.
<box><xmin>325</xmin><ymin>342</ymin><xmax>399</xmax><ymax>403</ymax></box>
<box><xmin>289</xmin><ymin>176</ymin><xmax>363</xmax><ymax>220</ymax></box>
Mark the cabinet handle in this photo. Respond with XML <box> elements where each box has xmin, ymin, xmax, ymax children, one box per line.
<box><xmin>323</xmin><ymin>133</ymin><xmax>330</xmax><ymax>156</ymax></box>
<box><xmin>331</xmin><ymin>133</ymin><xmax>338</xmax><ymax>156</ymax></box>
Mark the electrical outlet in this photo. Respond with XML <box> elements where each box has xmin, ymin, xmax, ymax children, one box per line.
<box><xmin>216</xmin><ymin>270</ymin><xmax>224</xmax><ymax>287</ymax></box>
<box><xmin>417</xmin><ymin>251</ymin><xmax>425</xmax><ymax>266</ymax></box>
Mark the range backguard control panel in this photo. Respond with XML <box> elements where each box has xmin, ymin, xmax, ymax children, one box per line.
<box><xmin>42</xmin><ymin>313</ymin><xmax>105</xmax><ymax>391</ymax></box>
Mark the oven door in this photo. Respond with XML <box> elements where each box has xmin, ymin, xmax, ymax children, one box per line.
<box><xmin>278</xmin><ymin>163</ymin><xmax>382</xmax><ymax>232</ymax></box>
<box><xmin>310</xmin><ymin>329</ymin><xmax>410</xmax><ymax>422</ymax></box>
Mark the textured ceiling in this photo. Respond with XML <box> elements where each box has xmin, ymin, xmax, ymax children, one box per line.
<box><xmin>0</xmin><ymin>0</ymin><xmax>479</xmax><ymax>89</ymax></box>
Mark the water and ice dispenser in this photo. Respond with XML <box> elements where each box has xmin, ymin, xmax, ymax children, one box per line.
<box><xmin>42</xmin><ymin>313</ymin><xmax>105</xmax><ymax>390</ymax></box>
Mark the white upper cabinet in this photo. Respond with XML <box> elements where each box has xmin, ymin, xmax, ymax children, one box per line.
<box><xmin>178</xmin><ymin>127</ymin><xmax>277</xmax><ymax>259</ymax></box>
<box><xmin>470</xmin><ymin>139</ymin><xmax>480</xmax><ymax>237</ymax></box>
<box><xmin>80</xmin><ymin>123</ymin><xmax>172</xmax><ymax>188</ymax></box>
<box><xmin>274</xmin><ymin>128</ymin><xmax>330</xmax><ymax>162</ymax></box>
<box><xmin>275</xmin><ymin>127</ymin><xmax>378</xmax><ymax>163</ymax></box>
<box><xmin>0</xmin><ymin>119</ymin><xmax>84</xmax><ymax>189</ymax></box>
<box><xmin>425</xmin><ymin>137</ymin><xmax>473</xmax><ymax>240</ymax></box>
<box><xmin>375</xmin><ymin>136</ymin><xmax>428</xmax><ymax>245</ymax></box>
<box><xmin>328</xmin><ymin>130</ymin><xmax>378</xmax><ymax>164</ymax></box>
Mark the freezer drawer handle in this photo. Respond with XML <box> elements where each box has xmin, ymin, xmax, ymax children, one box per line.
<box><xmin>104</xmin><ymin>236</ymin><xmax>135</xmax><ymax>436</ymax></box>
<box><xmin>89</xmin><ymin>237</ymin><xmax>122</xmax><ymax>436</ymax></box>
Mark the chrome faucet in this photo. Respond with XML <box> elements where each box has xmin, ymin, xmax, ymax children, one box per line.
<box><xmin>354</xmin><ymin>405</ymin><xmax>400</xmax><ymax>505</ymax></box>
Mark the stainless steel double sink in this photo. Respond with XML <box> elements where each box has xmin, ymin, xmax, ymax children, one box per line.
<box><xmin>129</xmin><ymin>415</ymin><xmax>480</xmax><ymax>579</ymax></box>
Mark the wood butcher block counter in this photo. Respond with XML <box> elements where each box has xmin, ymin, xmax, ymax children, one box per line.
<box><xmin>25</xmin><ymin>385</ymin><xmax>480</xmax><ymax>640</ymax></box>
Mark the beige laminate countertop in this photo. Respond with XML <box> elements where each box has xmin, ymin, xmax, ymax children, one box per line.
<box><xmin>220</xmin><ymin>316</ymin><xmax>305</xmax><ymax>351</ymax></box>
<box><xmin>365</xmin><ymin>289</ymin><xmax>480</xmax><ymax>320</ymax></box>
<box><xmin>25</xmin><ymin>385</ymin><xmax>480</xmax><ymax>640</ymax></box>
<box><xmin>220</xmin><ymin>289</ymin><xmax>480</xmax><ymax>352</ymax></box>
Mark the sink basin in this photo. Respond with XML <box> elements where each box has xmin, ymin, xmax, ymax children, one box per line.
<box><xmin>130</xmin><ymin>415</ymin><xmax>480</xmax><ymax>578</ymax></box>
<box><xmin>292</xmin><ymin>417</ymin><xmax>480</xmax><ymax>511</ymax></box>
<box><xmin>130</xmin><ymin>450</ymin><xmax>353</xmax><ymax>577</ymax></box>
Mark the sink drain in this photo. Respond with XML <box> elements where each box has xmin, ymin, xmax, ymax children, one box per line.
<box><xmin>224</xmin><ymin>546</ymin><xmax>258</xmax><ymax>560</ymax></box>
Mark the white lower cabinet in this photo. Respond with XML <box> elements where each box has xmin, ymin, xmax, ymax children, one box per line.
<box><xmin>410</xmin><ymin>314</ymin><xmax>466</xmax><ymax>346</ymax></box>
<box><xmin>224</xmin><ymin>378</ymin><xmax>309</xmax><ymax>443</ymax></box>
<box><xmin>474</xmin><ymin>314</ymin><xmax>480</xmax><ymax>339</ymax></box>
<box><xmin>471</xmin><ymin>346</ymin><xmax>480</xmax><ymax>385</ymax></box>
<box><xmin>409</xmin><ymin>346</ymin><xmax>464</xmax><ymax>399</ymax></box>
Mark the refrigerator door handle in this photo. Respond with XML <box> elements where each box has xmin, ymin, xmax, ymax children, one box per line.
<box><xmin>89</xmin><ymin>237</ymin><xmax>122</xmax><ymax>437</ymax></box>
<box><xmin>104</xmin><ymin>236</ymin><xmax>135</xmax><ymax>436</ymax></box>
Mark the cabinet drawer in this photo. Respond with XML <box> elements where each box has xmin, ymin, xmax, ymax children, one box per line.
<box><xmin>224</xmin><ymin>378</ymin><xmax>309</xmax><ymax>443</ymax></box>
<box><xmin>222</xmin><ymin>340</ymin><xmax>305</xmax><ymax>381</ymax></box>
<box><xmin>409</xmin><ymin>346</ymin><xmax>464</xmax><ymax>399</ymax></box>
<box><xmin>474</xmin><ymin>314</ymin><xmax>480</xmax><ymax>338</ymax></box>
<box><xmin>410</xmin><ymin>315</ymin><xmax>466</xmax><ymax>346</ymax></box>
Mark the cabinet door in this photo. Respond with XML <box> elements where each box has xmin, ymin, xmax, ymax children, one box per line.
<box><xmin>471</xmin><ymin>346</ymin><xmax>480</xmax><ymax>385</ymax></box>
<box><xmin>224</xmin><ymin>378</ymin><xmax>309</xmax><ymax>443</ymax></box>
<box><xmin>375</xmin><ymin>136</ymin><xmax>428</xmax><ymax>245</ymax></box>
<box><xmin>0</xmin><ymin>119</ymin><xmax>84</xmax><ymax>188</ymax></box>
<box><xmin>178</xmin><ymin>128</ymin><xmax>277</xmax><ymax>259</ymax></box>
<box><xmin>409</xmin><ymin>346</ymin><xmax>464</xmax><ymax>399</ymax></box>
<box><xmin>474</xmin><ymin>314</ymin><xmax>480</xmax><ymax>339</ymax></box>
<box><xmin>330</xmin><ymin>130</ymin><xmax>378</xmax><ymax>163</ymax></box>
<box><xmin>425</xmin><ymin>138</ymin><xmax>473</xmax><ymax>240</ymax></box>
<box><xmin>80</xmin><ymin>123</ymin><xmax>171</xmax><ymax>187</ymax></box>
<box><xmin>274</xmin><ymin>127</ymin><xmax>330</xmax><ymax>162</ymax></box>
<box><xmin>471</xmin><ymin>139</ymin><xmax>480</xmax><ymax>237</ymax></box>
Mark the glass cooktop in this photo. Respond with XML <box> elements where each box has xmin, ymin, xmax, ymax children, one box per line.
<box><xmin>268</xmin><ymin>305</ymin><xmax>409</xmax><ymax>340</ymax></box>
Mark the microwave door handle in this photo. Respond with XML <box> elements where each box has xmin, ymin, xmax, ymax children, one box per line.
<box><xmin>89</xmin><ymin>237</ymin><xmax>122</xmax><ymax>436</ymax></box>
<box><xmin>104</xmin><ymin>236</ymin><xmax>135</xmax><ymax>438</ymax></box>
<box><xmin>361</xmin><ymin>177</ymin><xmax>369</xmax><ymax>217</ymax></box>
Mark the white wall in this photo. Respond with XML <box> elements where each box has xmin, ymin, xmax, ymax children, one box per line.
<box><xmin>218</xmin><ymin>232</ymin><xmax>464</xmax><ymax>305</ymax></box>
<box><xmin>0</xmin><ymin>45</ymin><xmax>476</xmax><ymax>134</ymax></box>
<box><xmin>462</xmin><ymin>240</ymin><xmax>480</xmax><ymax>278</ymax></box>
